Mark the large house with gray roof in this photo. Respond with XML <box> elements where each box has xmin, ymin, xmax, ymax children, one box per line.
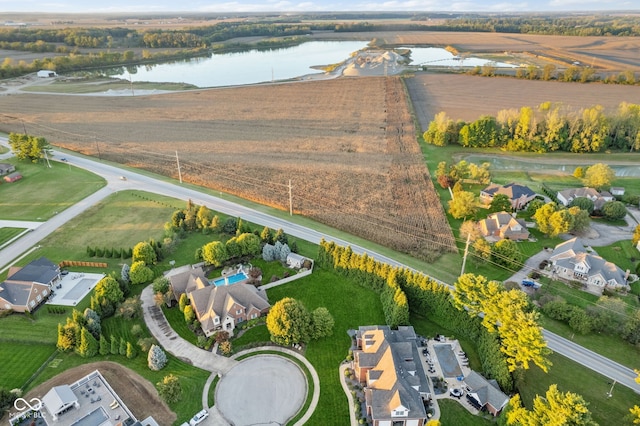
<box><xmin>549</xmin><ymin>238</ymin><xmax>628</xmax><ymax>290</ymax></box>
<box><xmin>165</xmin><ymin>264</ymin><xmax>270</xmax><ymax>337</ymax></box>
<box><xmin>0</xmin><ymin>257</ymin><xmax>59</xmax><ymax>313</ymax></box>
<box><xmin>480</xmin><ymin>183</ymin><xmax>537</xmax><ymax>210</ymax></box>
<box><xmin>352</xmin><ymin>325</ymin><xmax>429</xmax><ymax>426</ymax></box>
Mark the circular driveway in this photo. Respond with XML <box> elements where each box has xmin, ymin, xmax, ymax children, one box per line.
<box><xmin>216</xmin><ymin>355</ymin><xmax>307</xmax><ymax>425</ymax></box>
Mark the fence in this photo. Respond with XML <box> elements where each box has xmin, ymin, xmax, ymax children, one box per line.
<box><xmin>59</xmin><ymin>260</ymin><xmax>108</xmax><ymax>268</ymax></box>
<box><xmin>260</xmin><ymin>268</ymin><xmax>313</xmax><ymax>290</ymax></box>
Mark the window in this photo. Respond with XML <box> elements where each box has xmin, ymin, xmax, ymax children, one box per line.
<box><xmin>29</xmin><ymin>300</ymin><xmax>36</xmax><ymax>307</ymax></box>
<box><xmin>214</xmin><ymin>317</ymin><xmax>219</xmax><ymax>324</ymax></box>
<box><xmin>236</xmin><ymin>309</ymin><xmax>243</xmax><ymax>315</ymax></box>
<box><xmin>4</xmin><ymin>304</ymin><xmax>10</xmax><ymax>310</ymax></box>
<box><xmin>251</xmin><ymin>313</ymin><xmax>257</xmax><ymax>319</ymax></box>
<box><xmin>43</xmin><ymin>289</ymin><xmax>48</xmax><ymax>296</ymax></box>
<box><xmin>36</xmin><ymin>295</ymin><xmax>42</xmax><ymax>302</ymax></box>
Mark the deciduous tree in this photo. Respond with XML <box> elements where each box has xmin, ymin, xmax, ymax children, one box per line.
<box><xmin>583</xmin><ymin>163</ymin><xmax>615</xmax><ymax>190</ymax></box>
<box><xmin>8</xmin><ymin>133</ymin><xmax>51</xmax><ymax>162</ymax></box>
<box><xmin>490</xmin><ymin>193</ymin><xmax>513</xmax><ymax>212</ymax></box>
<box><xmin>602</xmin><ymin>201</ymin><xmax>627</xmax><ymax>221</ymax></box>
<box><xmin>132</xmin><ymin>241</ymin><xmax>157</xmax><ymax>265</ymax></box>
<box><xmin>448</xmin><ymin>191</ymin><xmax>478</xmax><ymax>219</ymax></box>
<box><xmin>130</xmin><ymin>261</ymin><xmax>154</xmax><ymax>285</ymax></box>
<box><xmin>507</xmin><ymin>385</ymin><xmax>596</xmax><ymax>426</ymax></box>
<box><xmin>266</xmin><ymin>297</ymin><xmax>312</xmax><ymax>345</ymax></box>
<box><xmin>157</xmin><ymin>374</ymin><xmax>181</xmax><ymax>403</ymax></box>
<box><xmin>202</xmin><ymin>241</ymin><xmax>227</xmax><ymax>267</ymax></box>
<box><xmin>633</xmin><ymin>224</ymin><xmax>640</xmax><ymax>246</ymax></box>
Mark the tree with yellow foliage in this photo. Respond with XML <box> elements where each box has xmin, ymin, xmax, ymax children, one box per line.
<box><xmin>507</xmin><ymin>385</ymin><xmax>596</xmax><ymax>426</ymax></box>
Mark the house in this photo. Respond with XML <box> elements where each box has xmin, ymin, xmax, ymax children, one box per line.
<box><xmin>0</xmin><ymin>257</ymin><xmax>60</xmax><ymax>312</ymax></box>
<box><xmin>352</xmin><ymin>325</ymin><xmax>430</xmax><ymax>426</ymax></box>
<box><xmin>478</xmin><ymin>212</ymin><xmax>529</xmax><ymax>241</ymax></box>
<box><xmin>610</xmin><ymin>187</ymin><xmax>625</xmax><ymax>196</ymax></box>
<box><xmin>556</xmin><ymin>187</ymin><xmax>614</xmax><ymax>211</ymax></box>
<box><xmin>464</xmin><ymin>371</ymin><xmax>509</xmax><ymax>417</ymax></box>
<box><xmin>549</xmin><ymin>238</ymin><xmax>628</xmax><ymax>289</ymax></box>
<box><xmin>165</xmin><ymin>265</ymin><xmax>208</xmax><ymax>301</ymax></box>
<box><xmin>37</xmin><ymin>69</ymin><xmax>57</xmax><ymax>78</ymax></box>
<box><xmin>0</xmin><ymin>163</ymin><xmax>15</xmax><ymax>176</ymax></box>
<box><xmin>479</xmin><ymin>183</ymin><xmax>536</xmax><ymax>210</ymax></box>
<box><xmin>189</xmin><ymin>283</ymin><xmax>270</xmax><ymax>337</ymax></box>
<box><xmin>4</xmin><ymin>172</ymin><xmax>22</xmax><ymax>183</ymax></box>
<box><xmin>42</xmin><ymin>385</ymin><xmax>79</xmax><ymax>420</ymax></box>
<box><xmin>286</xmin><ymin>252</ymin><xmax>308</xmax><ymax>269</ymax></box>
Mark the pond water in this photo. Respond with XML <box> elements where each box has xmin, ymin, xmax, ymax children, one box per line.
<box><xmin>102</xmin><ymin>41</ymin><xmax>517</xmax><ymax>87</ymax></box>
<box><xmin>465</xmin><ymin>154</ymin><xmax>640</xmax><ymax>177</ymax></box>
<box><xmin>401</xmin><ymin>46</ymin><xmax>517</xmax><ymax>68</ymax></box>
<box><xmin>106</xmin><ymin>41</ymin><xmax>368</xmax><ymax>87</ymax></box>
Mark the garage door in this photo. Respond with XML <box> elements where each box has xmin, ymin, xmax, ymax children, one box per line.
<box><xmin>407</xmin><ymin>420</ymin><xmax>419</xmax><ymax>426</ymax></box>
<box><xmin>378</xmin><ymin>421</ymin><xmax>391</xmax><ymax>426</ymax></box>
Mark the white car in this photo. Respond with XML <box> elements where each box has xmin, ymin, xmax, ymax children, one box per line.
<box><xmin>189</xmin><ymin>409</ymin><xmax>209</xmax><ymax>425</ymax></box>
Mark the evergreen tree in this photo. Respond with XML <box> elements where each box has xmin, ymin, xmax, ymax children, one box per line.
<box><xmin>119</xmin><ymin>337</ymin><xmax>127</xmax><ymax>356</ymax></box>
<box><xmin>77</xmin><ymin>327</ymin><xmax>98</xmax><ymax>358</ymax></box>
<box><xmin>148</xmin><ymin>344</ymin><xmax>168</xmax><ymax>371</ymax></box>
<box><xmin>126</xmin><ymin>342</ymin><xmax>136</xmax><ymax>359</ymax></box>
<box><xmin>110</xmin><ymin>335</ymin><xmax>118</xmax><ymax>355</ymax></box>
<box><xmin>99</xmin><ymin>334</ymin><xmax>109</xmax><ymax>356</ymax></box>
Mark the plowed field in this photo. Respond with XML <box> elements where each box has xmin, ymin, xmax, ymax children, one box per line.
<box><xmin>0</xmin><ymin>77</ymin><xmax>457</xmax><ymax>259</ymax></box>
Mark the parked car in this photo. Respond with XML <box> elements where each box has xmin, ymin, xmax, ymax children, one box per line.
<box><xmin>522</xmin><ymin>279</ymin><xmax>542</xmax><ymax>289</ymax></box>
<box><xmin>60</xmin><ymin>157</ymin><xmax>68</xmax><ymax>162</ymax></box>
<box><xmin>450</xmin><ymin>388</ymin><xmax>463</xmax><ymax>398</ymax></box>
<box><xmin>189</xmin><ymin>409</ymin><xmax>209</xmax><ymax>426</ymax></box>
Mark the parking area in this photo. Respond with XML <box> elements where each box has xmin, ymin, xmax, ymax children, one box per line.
<box><xmin>47</xmin><ymin>273</ymin><xmax>105</xmax><ymax>306</ymax></box>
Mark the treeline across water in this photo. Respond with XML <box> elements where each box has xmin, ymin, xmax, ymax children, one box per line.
<box><xmin>424</xmin><ymin>102</ymin><xmax>640</xmax><ymax>153</ymax></box>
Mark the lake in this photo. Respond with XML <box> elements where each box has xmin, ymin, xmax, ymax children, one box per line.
<box><xmin>465</xmin><ymin>155</ymin><xmax>640</xmax><ymax>177</ymax></box>
<box><xmin>103</xmin><ymin>42</ymin><xmax>518</xmax><ymax>88</ymax></box>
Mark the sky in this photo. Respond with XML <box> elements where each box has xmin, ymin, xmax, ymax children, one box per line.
<box><xmin>0</xmin><ymin>0</ymin><xmax>638</xmax><ymax>13</ymax></box>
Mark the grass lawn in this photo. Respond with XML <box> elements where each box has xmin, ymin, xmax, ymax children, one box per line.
<box><xmin>162</xmin><ymin>305</ymin><xmax>198</xmax><ymax>345</ymax></box>
<box><xmin>266</xmin><ymin>266</ymin><xmax>386</xmax><ymax>425</ymax></box>
<box><xmin>0</xmin><ymin>227</ymin><xmax>24</xmax><ymax>246</ymax></box>
<box><xmin>539</xmin><ymin>316</ymin><xmax>640</xmax><ymax>370</ymax></box>
<box><xmin>0</xmin><ymin>158</ymin><xmax>105</xmax><ymax>221</ymax></box>
<box><xmin>438</xmin><ymin>399</ymin><xmax>495</xmax><ymax>426</ymax></box>
<box><xmin>517</xmin><ymin>352</ymin><xmax>639</xmax><ymax>426</ymax></box>
<box><xmin>597</xmin><ymin>240</ymin><xmax>639</xmax><ymax>273</ymax></box>
<box><xmin>233</xmin><ymin>324</ymin><xmax>271</xmax><ymax>351</ymax></box>
<box><xmin>0</xmin><ymin>342</ymin><xmax>56</xmax><ymax>389</ymax></box>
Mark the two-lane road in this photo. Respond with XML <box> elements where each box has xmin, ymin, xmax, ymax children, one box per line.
<box><xmin>2</xmin><ymin>139</ymin><xmax>639</xmax><ymax>395</ymax></box>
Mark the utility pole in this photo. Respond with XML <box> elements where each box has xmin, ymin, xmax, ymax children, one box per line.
<box><xmin>21</xmin><ymin>119</ymin><xmax>27</xmax><ymax>134</ymax></box>
<box><xmin>607</xmin><ymin>380</ymin><xmax>616</xmax><ymax>398</ymax></box>
<box><xmin>288</xmin><ymin>179</ymin><xmax>293</xmax><ymax>216</ymax></box>
<box><xmin>460</xmin><ymin>233</ymin><xmax>471</xmax><ymax>277</ymax></box>
<box><xmin>43</xmin><ymin>149</ymin><xmax>51</xmax><ymax>168</ymax></box>
<box><xmin>176</xmin><ymin>151</ymin><xmax>182</xmax><ymax>184</ymax></box>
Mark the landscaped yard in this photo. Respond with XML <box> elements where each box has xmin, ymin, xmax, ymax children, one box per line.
<box><xmin>0</xmin><ymin>158</ymin><xmax>105</xmax><ymax>221</ymax></box>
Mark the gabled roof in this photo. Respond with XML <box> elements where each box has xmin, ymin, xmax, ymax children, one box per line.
<box><xmin>356</xmin><ymin>325</ymin><xmax>428</xmax><ymax>421</ymax></box>
<box><xmin>166</xmin><ymin>266</ymin><xmax>207</xmax><ymax>297</ymax></box>
<box><xmin>481</xmin><ymin>183</ymin><xmax>535</xmax><ymax>200</ymax></box>
<box><xmin>479</xmin><ymin>212</ymin><xmax>529</xmax><ymax>239</ymax></box>
<box><xmin>7</xmin><ymin>257</ymin><xmax>58</xmax><ymax>284</ymax></box>
<box><xmin>0</xmin><ymin>163</ymin><xmax>13</xmax><ymax>173</ymax></box>
<box><xmin>465</xmin><ymin>371</ymin><xmax>509</xmax><ymax>412</ymax></box>
<box><xmin>191</xmin><ymin>283</ymin><xmax>270</xmax><ymax>325</ymax></box>
<box><xmin>551</xmin><ymin>238</ymin><xmax>627</xmax><ymax>285</ymax></box>
<box><xmin>42</xmin><ymin>385</ymin><xmax>77</xmax><ymax>415</ymax></box>
<box><xmin>550</xmin><ymin>237</ymin><xmax>588</xmax><ymax>261</ymax></box>
<box><xmin>0</xmin><ymin>282</ymin><xmax>31</xmax><ymax>306</ymax></box>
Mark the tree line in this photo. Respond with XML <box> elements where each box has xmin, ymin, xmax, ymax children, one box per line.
<box><xmin>318</xmin><ymin>240</ymin><xmax>552</xmax><ymax>392</ymax></box>
<box><xmin>424</xmin><ymin>102</ymin><xmax>640</xmax><ymax>153</ymax></box>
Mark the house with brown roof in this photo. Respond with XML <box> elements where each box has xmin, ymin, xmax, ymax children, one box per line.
<box><xmin>478</xmin><ymin>212</ymin><xmax>530</xmax><ymax>241</ymax></box>
<box><xmin>557</xmin><ymin>187</ymin><xmax>614</xmax><ymax>211</ymax></box>
<box><xmin>0</xmin><ymin>257</ymin><xmax>60</xmax><ymax>313</ymax></box>
<box><xmin>479</xmin><ymin>183</ymin><xmax>536</xmax><ymax>210</ymax></box>
<box><xmin>549</xmin><ymin>238</ymin><xmax>628</xmax><ymax>290</ymax></box>
<box><xmin>165</xmin><ymin>265</ymin><xmax>208</xmax><ymax>301</ymax></box>
<box><xmin>3</xmin><ymin>171</ymin><xmax>22</xmax><ymax>183</ymax></box>
<box><xmin>189</xmin><ymin>283</ymin><xmax>270</xmax><ymax>337</ymax></box>
<box><xmin>352</xmin><ymin>325</ymin><xmax>430</xmax><ymax>426</ymax></box>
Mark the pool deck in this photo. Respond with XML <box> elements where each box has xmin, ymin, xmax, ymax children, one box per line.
<box><xmin>46</xmin><ymin>273</ymin><xmax>104</xmax><ymax>306</ymax></box>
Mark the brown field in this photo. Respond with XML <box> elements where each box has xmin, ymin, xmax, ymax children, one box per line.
<box><xmin>0</xmin><ymin>77</ymin><xmax>456</xmax><ymax>259</ymax></box>
<box><xmin>405</xmin><ymin>73</ymin><xmax>640</xmax><ymax>130</ymax></box>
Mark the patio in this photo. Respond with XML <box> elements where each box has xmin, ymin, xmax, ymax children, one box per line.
<box><xmin>46</xmin><ymin>273</ymin><xmax>104</xmax><ymax>306</ymax></box>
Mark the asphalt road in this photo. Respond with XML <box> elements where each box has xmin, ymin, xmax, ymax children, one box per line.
<box><xmin>2</xmin><ymin>139</ymin><xmax>639</xmax><ymax>395</ymax></box>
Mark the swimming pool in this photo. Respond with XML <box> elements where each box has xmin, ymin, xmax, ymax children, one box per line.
<box><xmin>211</xmin><ymin>271</ymin><xmax>248</xmax><ymax>287</ymax></box>
<box><xmin>71</xmin><ymin>407</ymin><xmax>108</xmax><ymax>426</ymax></box>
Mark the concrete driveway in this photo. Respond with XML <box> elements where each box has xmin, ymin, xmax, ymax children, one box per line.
<box><xmin>215</xmin><ymin>355</ymin><xmax>307</xmax><ymax>425</ymax></box>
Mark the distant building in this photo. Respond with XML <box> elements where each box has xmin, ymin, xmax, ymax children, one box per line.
<box><xmin>0</xmin><ymin>163</ymin><xmax>15</xmax><ymax>176</ymax></box>
<box><xmin>557</xmin><ymin>187</ymin><xmax>613</xmax><ymax>211</ymax></box>
<box><xmin>37</xmin><ymin>69</ymin><xmax>57</xmax><ymax>78</ymax></box>
<box><xmin>464</xmin><ymin>371</ymin><xmax>509</xmax><ymax>417</ymax></box>
<box><xmin>3</xmin><ymin>172</ymin><xmax>22</xmax><ymax>183</ymax></box>
<box><xmin>610</xmin><ymin>187</ymin><xmax>625</xmax><ymax>196</ymax></box>
<box><xmin>480</xmin><ymin>183</ymin><xmax>536</xmax><ymax>210</ymax></box>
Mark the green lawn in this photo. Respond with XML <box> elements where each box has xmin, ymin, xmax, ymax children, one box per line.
<box><xmin>438</xmin><ymin>399</ymin><xmax>495</xmax><ymax>426</ymax></box>
<box><xmin>0</xmin><ymin>158</ymin><xmax>105</xmax><ymax>220</ymax></box>
<box><xmin>266</xmin><ymin>266</ymin><xmax>386</xmax><ymax>425</ymax></box>
<box><xmin>233</xmin><ymin>324</ymin><xmax>271</xmax><ymax>350</ymax></box>
<box><xmin>0</xmin><ymin>227</ymin><xmax>24</xmax><ymax>246</ymax></box>
<box><xmin>596</xmin><ymin>240</ymin><xmax>639</xmax><ymax>273</ymax></box>
<box><xmin>517</xmin><ymin>352</ymin><xmax>639</xmax><ymax>426</ymax></box>
<box><xmin>0</xmin><ymin>342</ymin><xmax>56</xmax><ymax>389</ymax></box>
<box><xmin>0</xmin><ymin>301</ymin><xmax>87</xmax><ymax>344</ymax></box>
<box><xmin>162</xmin><ymin>305</ymin><xmax>198</xmax><ymax>345</ymax></box>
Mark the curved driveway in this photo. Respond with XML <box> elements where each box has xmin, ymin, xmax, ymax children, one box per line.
<box><xmin>1</xmin><ymin>139</ymin><xmax>639</xmax><ymax>399</ymax></box>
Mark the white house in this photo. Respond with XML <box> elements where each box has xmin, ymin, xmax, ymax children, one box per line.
<box><xmin>557</xmin><ymin>187</ymin><xmax>613</xmax><ymax>210</ymax></box>
<box><xmin>37</xmin><ymin>69</ymin><xmax>57</xmax><ymax>78</ymax></box>
<box><xmin>610</xmin><ymin>187</ymin><xmax>625</xmax><ymax>196</ymax></box>
<box><xmin>549</xmin><ymin>238</ymin><xmax>628</xmax><ymax>290</ymax></box>
<box><xmin>286</xmin><ymin>253</ymin><xmax>308</xmax><ymax>269</ymax></box>
<box><xmin>42</xmin><ymin>385</ymin><xmax>78</xmax><ymax>420</ymax></box>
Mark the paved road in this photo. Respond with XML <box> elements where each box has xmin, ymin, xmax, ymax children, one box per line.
<box><xmin>2</xmin><ymin>139</ymin><xmax>639</xmax><ymax>396</ymax></box>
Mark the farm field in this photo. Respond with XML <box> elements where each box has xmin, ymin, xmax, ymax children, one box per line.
<box><xmin>405</xmin><ymin>73</ymin><xmax>640</xmax><ymax>129</ymax></box>
<box><xmin>0</xmin><ymin>77</ymin><xmax>456</xmax><ymax>261</ymax></box>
